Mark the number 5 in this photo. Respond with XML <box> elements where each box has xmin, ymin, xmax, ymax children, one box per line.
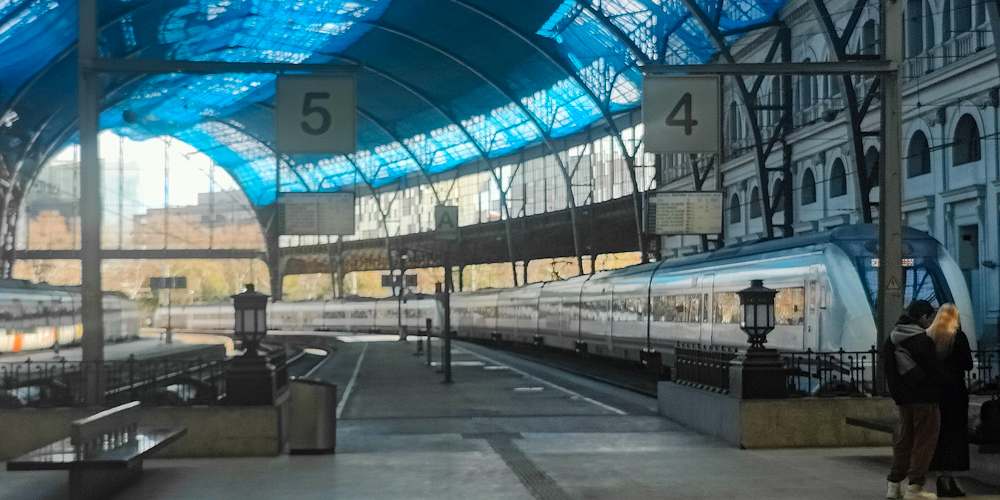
<box><xmin>301</xmin><ymin>92</ymin><xmax>331</xmax><ymax>136</ymax></box>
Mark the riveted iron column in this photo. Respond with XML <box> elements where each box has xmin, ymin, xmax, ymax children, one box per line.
<box><xmin>79</xmin><ymin>0</ymin><xmax>104</xmax><ymax>406</ymax></box>
<box><xmin>876</xmin><ymin>0</ymin><xmax>905</xmax><ymax>396</ymax></box>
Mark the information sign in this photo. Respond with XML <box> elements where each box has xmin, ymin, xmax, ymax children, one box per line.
<box><xmin>642</xmin><ymin>75</ymin><xmax>720</xmax><ymax>154</ymax></box>
<box><xmin>278</xmin><ymin>192</ymin><xmax>355</xmax><ymax>235</ymax></box>
<box><xmin>276</xmin><ymin>75</ymin><xmax>356</xmax><ymax>154</ymax></box>
<box><xmin>435</xmin><ymin>205</ymin><xmax>459</xmax><ymax>241</ymax></box>
<box><xmin>149</xmin><ymin>277</ymin><xmax>187</xmax><ymax>290</ymax></box>
<box><xmin>647</xmin><ymin>191</ymin><xmax>723</xmax><ymax>235</ymax></box>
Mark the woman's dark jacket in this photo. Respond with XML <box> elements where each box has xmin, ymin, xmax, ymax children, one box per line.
<box><xmin>930</xmin><ymin>330</ymin><xmax>973</xmax><ymax>472</ymax></box>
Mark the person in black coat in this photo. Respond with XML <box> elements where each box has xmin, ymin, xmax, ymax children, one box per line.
<box><xmin>926</xmin><ymin>304</ymin><xmax>974</xmax><ymax>497</ymax></box>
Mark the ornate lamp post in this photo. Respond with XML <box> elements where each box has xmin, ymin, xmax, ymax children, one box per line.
<box><xmin>233</xmin><ymin>284</ymin><xmax>269</xmax><ymax>356</ymax></box>
<box><xmin>729</xmin><ymin>279</ymin><xmax>786</xmax><ymax>399</ymax></box>
<box><xmin>225</xmin><ymin>284</ymin><xmax>279</xmax><ymax>405</ymax></box>
<box><xmin>738</xmin><ymin>280</ymin><xmax>778</xmax><ymax>350</ymax></box>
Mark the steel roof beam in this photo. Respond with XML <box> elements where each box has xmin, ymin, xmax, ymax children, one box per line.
<box><xmin>355</xmin><ymin>109</ymin><xmax>443</xmax><ymax>205</ymax></box>
<box><xmin>87</xmin><ymin>58</ymin><xmax>357</xmax><ymax>75</ymax></box>
<box><xmin>573</xmin><ymin>1</ymin><xmax>652</xmax><ymax>65</ymax></box>
<box><xmin>366</xmin><ymin>21</ymin><xmax>590</xmax><ymax>273</ymax></box>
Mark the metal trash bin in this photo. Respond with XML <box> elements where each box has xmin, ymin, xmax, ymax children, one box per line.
<box><xmin>289</xmin><ymin>377</ymin><xmax>337</xmax><ymax>454</ymax></box>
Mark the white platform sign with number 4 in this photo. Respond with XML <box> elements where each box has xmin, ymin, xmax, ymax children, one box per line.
<box><xmin>642</xmin><ymin>75</ymin><xmax>720</xmax><ymax>154</ymax></box>
<box><xmin>276</xmin><ymin>75</ymin><xmax>356</xmax><ymax>155</ymax></box>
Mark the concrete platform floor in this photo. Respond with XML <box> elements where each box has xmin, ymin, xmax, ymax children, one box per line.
<box><xmin>3</xmin><ymin>335</ymin><xmax>999</xmax><ymax>500</ymax></box>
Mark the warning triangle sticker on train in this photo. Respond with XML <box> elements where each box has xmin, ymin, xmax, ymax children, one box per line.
<box><xmin>886</xmin><ymin>277</ymin><xmax>900</xmax><ymax>291</ymax></box>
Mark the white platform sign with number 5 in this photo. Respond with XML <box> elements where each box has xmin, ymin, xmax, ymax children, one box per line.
<box><xmin>276</xmin><ymin>75</ymin><xmax>356</xmax><ymax>155</ymax></box>
<box><xmin>642</xmin><ymin>75</ymin><xmax>720</xmax><ymax>154</ymax></box>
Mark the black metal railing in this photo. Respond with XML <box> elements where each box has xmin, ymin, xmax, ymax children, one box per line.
<box><xmin>673</xmin><ymin>343</ymin><xmax>740</xmax><ymax>394</ymax></box>
<box><xmin>782</xmin><ymin>348</ymin><xmax>877</xmax><ymax>397</ymax></box>
<box><xmin>672</xmin><ymin>344</ymin><xmax>1000</xmax><ymax>398</ymax></box>
<box><xmin>968</xmin><ymin>349</ymin><xmax>1000</xmax><ymax>395</ymax></box>
<box><xmin>0</xmin><ymin>357</ymin><xmax>226</xmax><ymax>408</ymax></box>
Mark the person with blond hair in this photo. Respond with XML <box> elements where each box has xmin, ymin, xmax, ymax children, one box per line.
<box><xmin>926</xmin><ymin>303</ymin><xmax>974</xmax><ymax>497</ymax></box>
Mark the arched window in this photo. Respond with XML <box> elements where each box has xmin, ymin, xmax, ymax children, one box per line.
<box><xmin>728</xmin><ymin>102</ymin><xmax>739</xmax><ymax>142</ymax></box>
<box><xmin>907</xmin><ymin>130</ymin><xmax>932</xmax><ymax>178</ymax></box>
<box><xmin>862</xmin><ymin>20</ymin><xmax>878</xmax><ymax>55</ymax></box>
<box><xmin>799</xmin><ymin>59</ymin><xmax>812</xmax><ymax>109</ymax></box>
<box><xmin>953</xmin><ymin>114</ymin><xmax>981</xmax><ymax>165</ymax></box>
<box><xmin>801</xmin><ymin>169</ymin><xmax>817</xmax><ymax>205</ymax></box>
<box><xmin>749</xmin><ymin>187</ymin><xmax>762</xmax><ymax>219</ymax></box>
<box><xmin>866</xmin><ymin>147</ymin><xmax>880</xmax><ymax>187</ymax></box>
<box><xmin>955</xmin><ymin>0</ymin><xmax>972</xmax><ymax>33</ymax></box>
<box><xmin>730</xmin><ymin>193</ymin><xmax>742</xmax><ymax>224</ymax></box>
<box><xmin>772</xmin><ymin>180</ymin><xmax>783</xmax><ymax>208</ymax></box>
<box><xmin>907</xmin><ymin>0</ymin><xmax>924</xmax><ymax>56</ymax></box>
<box><xmin>830</xmin><ymin>159</ymin><xmax>848</xmax><ymax>197</ymax></box>
<box><xmin>943</xmin><ymin>0</ymin><xmax>953</xmax><ymax>41</ymax></box>
<box><xmin>925</xmin><ymin>1</ymin><xmax>935</xmax><ymax>49</ymax></box>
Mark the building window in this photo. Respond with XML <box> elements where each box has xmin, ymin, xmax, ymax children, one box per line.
<box><xmin>801</xmin><ymin>169</ymin><xmax>817</xmax><ymax>205</ymax></box>
<box><xmin>866</xmin><ymin>147</ymin><xmax>879</xmax><ymax>187</ymax></box>
<box><xmin>830</xmin><ymin>159</ymin><xmax>847</xmax><ymax>198</ymax></box>
<box><xmin>907</xmin><ymin>0</ymin><xmax>924</xmax><ymax>56</ymax></box>
<box><xmin>749</xmin><ymin>187</ymin><xmax>762</xmax><ymax>219</ymax></box>
<box><xmin>728</xmin><ymin>102</ymin><xmax>739</xmax><ymax>142</ymax></box>
<box><xmin>953</xmin><ymin>114</ymin><xmax>981</xmax><ymax>166</ymax></box>
<box><xmin>861</xmin><ymin>20</ymin><xmax>878</xmax><ymax>55</ymax></box>
<box><xmin>955</xmin><ymin>0</ymin><xmax>972</xmax><ymax>33</ymax></box>
<box><xmin>730</xmin><ymin>193</ymin><xmax>741</xmax><ymax>224</ymax></box>
<box><xmin>907</xmin><ymin>130</ymin><xmax>932</xmax><ymax>177</ymax></box>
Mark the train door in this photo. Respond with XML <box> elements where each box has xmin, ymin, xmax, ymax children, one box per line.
<box><xmin>805</xmin><ymin>266</ymin><xmax>822</xmax><ymax>350</ymax></box>
<box><xmin>699</xmin><ymin>274</ymin><xmax>715</xmax><ymax>344</ymax></box>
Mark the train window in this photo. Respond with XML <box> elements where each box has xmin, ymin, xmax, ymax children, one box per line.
<box><xmin>714</xmin><ymin>292</ymin><xmax>741</xmax><ymax>324</ymax></box>
<box><xmin>775</xmin><ymin>288</ymin><xmax>805</xmax><ymax>325</ymax></box>
<box><xmin>858</xmin><ymin>257</ymin><xmax>943</xmax><ymax>309</ymax></box>
<box><xmin>351</xmin><ymin>310</ymin><xmax>369</xmax><ymax>319</ymax></box>
<box><xmin>702</xmin><ymin>293</ymin><xmax>710</xmax><ymax>323</ymax></box>
<box><xmin>324</xmin><ymin>311</ymin><xmax>346</xmax><ymax>319</ymax></box>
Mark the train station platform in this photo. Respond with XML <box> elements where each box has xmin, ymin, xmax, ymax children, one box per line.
<box><xmin>2</xmin><ymin>335</ymin><xmax>1000</xmax><ymax>500</ymax></box>
<box><xmin>0</xmin><ymin>331</ymin><xmax>233</xmax><ymax>363</ymax></box>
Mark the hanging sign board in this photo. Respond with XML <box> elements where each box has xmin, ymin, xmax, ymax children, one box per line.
<box><xmin>278</xmin><ymin>192</ymin><xmax>355</xmax><ymax>235</ymax></box>
<box><xmin>149</xmin><ymin>277</ymin><xmax>187</xmax><ymax>289</ymax></box>
<box><xmin>647</xmin><ymin>191</ymin><xmax>723</xmax><ymax>235</ymax></box>
<box><xmin>642</xmin><ymin>75</ymin><xmax>720</xmax><ymax>154</ymax></box>
<box><xmin>435</xmin><ymin>205</ymin><xmax>459</xmax><ymax>241</ymax></box>
<box><xmin>275</xmin><ymin>75</ymin><xmax>356</xmax><ymax>154</ymax></box>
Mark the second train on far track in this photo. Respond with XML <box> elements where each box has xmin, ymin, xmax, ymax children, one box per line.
<box><xmin>156</xmin><ymin>224</ymin><xmax>979</xmax><ymax>360</ymax></box>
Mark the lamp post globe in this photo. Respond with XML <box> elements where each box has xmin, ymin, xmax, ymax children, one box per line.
<box><xmin>232</xmin><ymin>284</ymin><xmax>269</xmax><ymax>356</ymax></box>
<box><xmin>738</xmin><ymin>279</ymin><xmax>778</xmax><ymax>350</ymax></box>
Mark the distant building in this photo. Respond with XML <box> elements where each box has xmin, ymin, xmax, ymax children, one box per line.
<box><xmin>135</xmin><ymin>191</ymin><xmax>257</xmax><ymax>227</ymax></box>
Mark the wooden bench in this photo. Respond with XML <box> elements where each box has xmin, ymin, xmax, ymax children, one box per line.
<box><xmin>6</xmin><ymin>402</ymin><xmax>186</xmax><ymax>500</ymax></box>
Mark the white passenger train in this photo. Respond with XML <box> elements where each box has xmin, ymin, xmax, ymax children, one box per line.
<box><xmin>0</xmin><ymin>280</ymin><xmax>140</xmax><ymax>353</ymax></box>
<box><xmin>157</xmin><ymin>225</ymin><xmax>978</xmax><ymax>361</ymax></box>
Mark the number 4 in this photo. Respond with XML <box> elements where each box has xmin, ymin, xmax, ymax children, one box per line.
<box><xmin>665</xmin><ymin>93</ymin><xmax>697</xmax><ymax>135</ymax></box>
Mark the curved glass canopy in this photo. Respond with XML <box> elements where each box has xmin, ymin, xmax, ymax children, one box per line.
<box><xmin>0</xmin><ymin>0</ymin><xmax>786</xmax><ymax>207</ymax></box>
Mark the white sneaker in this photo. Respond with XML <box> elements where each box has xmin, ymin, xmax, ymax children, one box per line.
<box><xmin>887</xmin><ymin>482</ymin><xmax>903</xmax><ymax>499</ymax></box>
<box><xmin>903</xmin><ymin>483</ymin><xmax>937</xmax><ymax>500</ymax></box>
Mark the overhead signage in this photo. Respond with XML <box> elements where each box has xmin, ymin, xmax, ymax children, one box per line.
<box><xmin>382</xmin><ymin>274</ymin><xmax>418</xmax><ymax>288</ymax></box>
<box><xmin>647</xmin><ymin>191</ymin><xmax>723</xmax><ymax>235</ymax></box>
<box><xmin>150</xmin><ymin>277</ymin><xmax>187</xmax><ymax>290</ymax></box>
<box><xmin>278</xmin><ymin>192</ymin><xmax>355</xmax><ymax>236</ymax></box>
<box><xmin>642</xmin><ymin>75</ymin><xmax>720</xmax><ymax>154</ymax></box>
<box><xmin>435</xmin><ymin>205</ymin><xmax>459</xmax><ymax>241</ymax></box>
<box><xmin>275</xmin><ymin>75</ymin><xmax>356</xmax><ymax>154</ymax></box>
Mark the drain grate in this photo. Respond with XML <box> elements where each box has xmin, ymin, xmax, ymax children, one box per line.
<box><xmin>471</xmin><ymin>418</ymin><xmax>575</xmax><ymax>500</ymax></box>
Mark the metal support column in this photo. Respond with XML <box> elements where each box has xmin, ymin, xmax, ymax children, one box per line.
<box><xmin>876</xmin><ymin>0</ymin><xmax>905</xmax><ymax>394</ymax></box>
<box><xmin>443</xmin><ymin>253</ymin><xmax>452</xmax><ymax>383</ymax></box>
<box><xmin>78</xmin><ymin>0</ymin><xmax>105</xmax><ymax>406</ymax></box>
